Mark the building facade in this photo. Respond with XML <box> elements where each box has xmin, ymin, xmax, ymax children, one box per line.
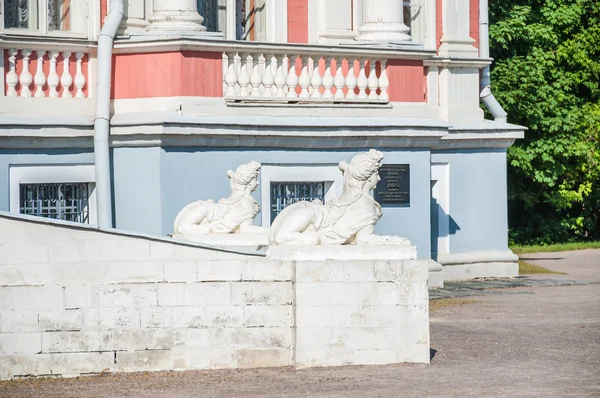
<box><xmin>0</xmin><ymin>0</ymin><xmax>524</xmax><ymax>277</ymax></box>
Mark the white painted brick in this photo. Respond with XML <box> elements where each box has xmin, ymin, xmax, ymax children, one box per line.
<box><xmin>242</xmin><ymin>259</ymin><xmax>293</xmax><ymax>281</ymax></box>
<box><xmin>157</xmin><ymin>284</ymin><xmax>185</xmax><ymax>306</ymax></box>
<box><xmin>0</xmin><ymin>220</ymin><xmax>24</xmax><ymax>242</ymax></box>
<box><xmin>96</xmin><ymin>285</ymin><xmax>157</xmax><ymax>308</ymax></box>
<box><xmin>172</xmin><ymin>307</ymin><xmax>204</xmax><ymax>328</ymax></box>
<box><xmin>297</xmin><ymin>327</ymin><xmax>394</xmax><ymax>350</ymax></box>
<box><xmin>42</xmin><ymin>331</ymin><xmax>113</xmax><ymax>353</ymax></box>
<box><xmin>117</xmin><ymin>239</ymin><xmax>150</xmax><ymax>261</ymax></box>
<box><xmin>30</xmin><ymin>352</ymin><xmax>115</xmax><ymax>377</ymax></box>
<box><xmin>0</xmin><ymin>264</ymin><xmax>54</xmax><ymax>286</ymax></box>
<box><xmin>243</xmin><ymin>306</ymin><xmax>293</xmax><ymax>327</ymax></box>
<box><xmin>197</xmin><ymin>260</ymin><xmax>243</xmax><ymax>281</ymax></box>
<box><xmin>230</xmin><ymin>282</ymin><xmax>292</xmax><ymax>305</ymax></box>
<box><xmin>82</xmin><ymin>308</ymin><xmax>141</xmax><ymax>330</ymax></box>
<box><xmin>173</xmin><ymin>328</ymin><xmax>211</xmax><ymax>348</ymax></box>
<box><xmin>171</xmin><ymin>347</ymin><xmax>236</xmax><ymax>370</ymax></box>
<box><xmin>203</xmin><ymin>306</ymin><xmax>243</xmax><ymax>327</ymax></box>
<box><xmin>184</xmin><ymin>282</ymin><xmax>231</xmax><ymax>306</ymax></box>
<box><xmin>141</xmin><ymin>307</ymin><xmax>173</xmax><ymax>328</ymax></box>
<box><xmin>52</xmin><ymin>262</ymin><xmax>109</xmax><ymax>285</ymax></box>
<box><xmin>116</xmin><ymin>350</ymin><xmax>173</xmax><ymax>372</ymax></box>
<box><xmin>358</xmin><ymin>282</ymin><xmax>398</xmax><ymax>306</ymax></box>
<box><xmin>210</xmin><ymin>327</ymin><xmax>292</xmax><ymax>349</ymax></box>
<box><xmin>113</xmin><ymin>329</ymin><xmax>174</xmax><ymax>351</ymax></box>
<box><xmin>104</xmin><ymin>261</ymin><xmax>164</xmax><ymax>283</ymax></box>
<box><xmin>65</xmin><ymin>286</ymin><xmax>94</xmax><ymax>309</ymax></box>
<box><xmin>0</xmin><ymin>333</ymin><xmax>42</xmax><ymax>354</ymax></box>
<box><xmin>150</xmin><ymin>241</ymin><xmax>175</xmax><ymax>259</ymax></box>
<box><xmin>0</xmin><ymin>310</ymin><xmax>39</xmax><ymax>333</ymax></box>
<box><xmin>82</xmin><ymin>240</ymin><xmax>121</xmax><ymax>262</ymax></box>
<box><xmin>164</xmin><ymin>260</ymin><xmax>197</xmax><ymax>282</ymax></box>
<box><xmin>173</xmin><ymin>245</ymin><xmax>247</xmax><ymax>261</ymax></box>
<box><xmin>374</xmin><ymin>260</ymin><xmax>405</xmax><ymax>282</ymax></box>
<box><xmin>296</xmin><ymin>348</ymin><xmax>399</xmax><ymax>368</ymax></box>
<box><xmin>296</xmin><ymin>260</ymin><xmax>374</xmax><ymax>282</ymax></box>
<box><xmin>48</xmin><ymin>241</ymin><xmax>85</xmax><ymax>262</ymax></box>
<box><xmin>235</xmin><ymin>348</ymin><xmax>291</xmax><ymax>369</ymax></box>
<box><xmin>296</xmin><ymin>283</ymin><xmax>357</xmax><ymax>305</ymax></box>
<box><xmin>0</xmin><ymin>286</ymin><xmax>63</xmax><ymax>310</ymax></box>
<box><xmin>39</xmin><ymin>310</ymin><xmax>82</xmax><ymax>332</ymax></box>
<box><xmin>296</xmin><ymin>306</ymin><xmax>405</xmax><ymax>328</ymax></box>
<box><xmin>0</xmin><ymin>242</ymin><xmax>48</xmax><ymax>264</ymax></box>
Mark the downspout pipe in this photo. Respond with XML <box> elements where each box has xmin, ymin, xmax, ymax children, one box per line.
<box><xmin>479</xmin><ymin>0</ymin><xmax>507</xmax><ymax>123</ymax></box>
<box><xmin>94</xmin><ymin>0</ymin><xmax>124</xmax><ymax>228</ymax></box>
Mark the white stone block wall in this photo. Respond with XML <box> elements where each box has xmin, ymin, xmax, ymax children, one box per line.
<box><xmin>0</xmin><ymin>215</ymin><xmax>293</xmax><ymax>379</ymax></box>
<box><xmin>0</xmin><ymin>214</ymin><xmax>430</xmax><ymax>379</ymax></box>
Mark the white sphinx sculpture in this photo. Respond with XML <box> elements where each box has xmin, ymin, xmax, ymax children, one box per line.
<box><xmin>269</xmin><ymin>149</ymin><xmax>410</xmax><ymax>246</ymax></box>
<box><xmin>172</xmin><ymin>161</ymin><xmax>268</xmax><ymax>245</ymax></box>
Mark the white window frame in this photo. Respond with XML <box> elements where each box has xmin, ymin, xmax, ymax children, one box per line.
<box><xmin>260</xmin><ymin>165</ymin><xmax>344</xmax><ymax>226</ymax></box>
<box><xmin>431</xmin><ymin>163</ymin><xmax>450</xmax><ymax>256</ymax></box>
<box><xmin>9</xmin><ymin>164</ymin><xmax>97</xmax><ymax>225</ymax></box>
<box><xmin>0</xmin><ymin>0</ymin><xmax>96</xmax><ymax>40</ymax></box>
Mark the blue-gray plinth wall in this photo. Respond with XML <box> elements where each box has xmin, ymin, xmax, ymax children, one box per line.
<box><xmin>0</xmin><ymin>146</ymin><xmax>511</xmax><ymax>260</ymax></box>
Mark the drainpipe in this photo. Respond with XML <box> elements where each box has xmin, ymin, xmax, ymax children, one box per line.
<box><xmin>479</xmin><ymin>0</ymin><xmax>507</xmax><ymax>123</ymax></box>
<box><xmin>94</xmin><ymin>0</ymin><xmax>124</xmax><ymax>228</ymax></box>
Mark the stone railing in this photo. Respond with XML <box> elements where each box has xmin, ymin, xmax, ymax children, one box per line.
<box><xmin>222</xmin><ymin>52</ymin><xmax>390</xmax><ymax>104</ymax></box>
<box><xmin>3</xmin><ymin>48</ymin><xmax>91</xmax><ymax>98</ymax></box>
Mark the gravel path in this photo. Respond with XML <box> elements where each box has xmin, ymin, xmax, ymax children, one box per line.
<box><xmin>2</xmin><ymin>250</ymin><xmax>599</xmax><ymax>397</ymax></box>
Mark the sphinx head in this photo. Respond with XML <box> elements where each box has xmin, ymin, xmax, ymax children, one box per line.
<box><xmin>227</xmin><ymin>161</ymin><xmax>261</xmax><ymax>195</ymax></box>
<box><xmin>338</xmin><ymin>149</ymin><xmax>384</xmax><ymax>193</ymax></box>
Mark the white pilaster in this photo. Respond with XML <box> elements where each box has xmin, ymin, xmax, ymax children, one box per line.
<box><xmin>438</xmin><ymin>0</ymin><xmax>478</xmax><ymax>57</ymax></box>
<box><xmin>119</xmin><ymin>0</ymin><xmax>150</xmax><ymax>34</ymax></box>
<box><xmin>309</xmin><ymin>0</ymin><xmax>355</xmax><ymax>45</ymax></box>
<box><xmin>146</xmin><ymin>0</ymin><xmax>205</xmax><ymax>32</ymax></box>
<box><xmin>355</xmin><ymin>0</ymin><xmax>410</xmax><ymax>43</ymax></box>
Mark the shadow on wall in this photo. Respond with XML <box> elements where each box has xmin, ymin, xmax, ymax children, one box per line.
<box><xmin>430</xmin><ymin>196</ymin><xmax>461</xmax><ymax>261</ymax></box>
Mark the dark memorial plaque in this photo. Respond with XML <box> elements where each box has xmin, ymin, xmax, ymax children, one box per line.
<box><xmin>375</xmin><ymin>164</ymin><xmax>410</xmax><ymax>206</ymax></box>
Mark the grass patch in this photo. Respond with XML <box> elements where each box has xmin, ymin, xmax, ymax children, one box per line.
<box><xmin>430</xmin><ymin>298</ymin><xmax>477</xmax><ymax>312</ymax></box>
<box><xmin>511</xmin><ymin>241</ymin><xmax>600</xmax><ymax>254</ymax></box>
<box><xmin>518</xmin><ymin>260</ymin><xmax>566</xmax><ymax>275</ymax></box>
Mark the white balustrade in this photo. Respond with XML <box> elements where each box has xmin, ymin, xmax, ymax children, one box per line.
<box><xmin>222</xmin><ymin>51</ymin><xmax>390</xmax><ymax>103</ymax></box>
<box><xmin>3</xmin><ymin>49</ymin><xmax>89</xmax><ymax>98</ymax></box>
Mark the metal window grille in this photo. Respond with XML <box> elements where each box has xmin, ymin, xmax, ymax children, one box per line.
<box><xmin>19</xmin><ymin>182</ymin><xmax>90</xmax><ymax>223</ymax></box>
<box><xmin>270</xmin><ymin>181</ymin><xmax>325</xmax><ymax>224</ymax></box>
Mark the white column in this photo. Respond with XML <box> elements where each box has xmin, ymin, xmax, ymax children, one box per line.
<box><xmin>146</xmin><ymin>0</ymin><xmax>205</xmax><ymax>32</ymax></box>
<box><xmin>355</xmin><ymin>0</ymin><xmax>410</xmax><ymax>43</ymax></box>
<box><xmin>119</xmin><ymin>0</ymin><xmax>150</xmax><ymax>34</ymax></box>
<box><xmin>438</xmin><ymin>0</ymin><xmax>478</xmax><ymax>57</ymax></box>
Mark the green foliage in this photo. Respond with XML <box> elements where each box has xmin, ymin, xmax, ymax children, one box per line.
<box><xmin>489</xmin><ymin>0</ymin><xmax>600</xmax><ymax>244</ymax></box>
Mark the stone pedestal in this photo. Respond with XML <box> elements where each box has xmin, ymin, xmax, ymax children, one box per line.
<box><xmin>146</xmin><ymin>0</ymin><xmax>205</xmax><ymax>32</ymax></box>
<box><xmin>171</xmin><ymin>232</ymin><xmax>270</xmax><ymax>248</ymax></box>
<box><xmin>267</xmin><ymin>244</ymin><xmax>430</xmax><ymax>368</ymax></box>
<box><xmin>355</xmin><ymin>0</ymin><xmax>411</xmax><ymax>43</ymax></box>
<box><xmin>438</xmin><ymin>0</ymin><xmax>479</xmax><ymax>57</ymax></box>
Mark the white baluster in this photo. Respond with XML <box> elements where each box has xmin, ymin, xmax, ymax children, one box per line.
<box><xmin>368</xmin><ymin>59</ymin><xmax>379</xmax><ymax>100</ymax></box>
<box><xmin>262</xmin><ymin>54</ymin><xmax>275</xmax><ymax>98</ymax></box>
<box><xmin>334</xmin><ymin>57</ymin><xmax>346</xmax><ymax>99</ymax></box>
<box><xmin>60</xmin><ymin>52</ymin><xmax>73</xmax><ymax>98</ymax></box>
<box><xmin>274</xmin><ymin>55</ymin><xmax>287</xmax><ymax>98</ymax></box>
<box><xmin>379</xmin><ymin>60</ymin><xmax>389</xmax><ymax>102</ymax></box>
<box><xmin>286</xmin><ymin>55</ymin><xmax>299</xmax><ymax>98</ymax></box>
<box><xmin>222</xmin><ymin>53</ymin><xmax>229</xmax><ymax>95</ymax></box>
<box><xmin>250</xmin><ymin>54</ymin><xmax>263</xmax><ymax>97</ymax></box>
<box><xmin>298</xmin><ymin>55</ymin><xmax>311</xmax><ymax>99</ymax></box>
<box><xmin>346</xmin><ymin>59</ymin><xmax>357</xmax><ymax>99</ymax></box>
<box><xmin>19</xmin><ymin>49</ymin><xmax>33</xmax><ymax>97</ymax></box>
<box><xmin>224</xmin><ymin>52</ymin><xmax>238</xmax><ymax>97</ymax></box>
<box><xmin>48</xmin><ymin>52</ymin><xmax>60</xmax><ymax>98</ymax></box>
<box><xmin>357</xmin><ymin>58</ymin><xmax>368</xmax><ymax>100</ymax></box>
<box><xmin>6</xmin><ymin>49</ymin><xmax>19</xmax><ymax>97</ymax></box>
<box><xmin>238</xmin><ymin>53</ymin><xmax>251</xmax><ymax>97</ymax></box>
<box><xmin>34</xmin><ymin>50</ymin><xmax>47</xmax><ymax>98</ymax></box>
<box><xmin>74</xmin><ymin>52</ymin><xmax>86</xmax><ymax>98</ymax></box>
<box><xmin>322</xmin><ymin>57</ymin><xmax>334</xmax><ymax>99</ymax></box>
<box><xmin>310</xmin><ymin>56</ymin><xmax>322</xmax><ymax>99</ymax></box>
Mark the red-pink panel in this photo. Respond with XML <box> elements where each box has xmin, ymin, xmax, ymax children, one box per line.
<box><xmin>470</xmin><ymin>0</ymin><xmax>479</xmax><ymax>50</ymax></box>
<box><xmin>387</xmin><ymin>59</ymin><xmax>426</xmax><ymax>102</ymax></box>
<box><xmin>288</xmin><ymin>0</ymin><xmax>308</xmax><ymax>44</ymax></box>
<box><xmin>436</xmin><ymin>0</ymin><xmax>443</xmax><ymax>51</ymax></box>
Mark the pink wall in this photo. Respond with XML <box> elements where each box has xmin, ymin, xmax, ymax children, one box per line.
<box><xmin>470</xmin><ymin>0</ymin><xmax>479</xmax><ymax>50</ymax></box>
<box><xmin>100</xmin><ymin>0</ymin><xmax>107</xmax><ymax>27</ymax></box>
<box><xmin>387</xmin><ymin>60</ymin><xmax>426</xmax><ymax>102</ymax></box>
<box><xmin>3</xmin><ymin>50</ymin><xmax>89</xmax><ymax>97</ymax></box>
<box><xmin>288</xmin><ymin>0</ymin><xmax>309</xmax><ymax>44</ymax></box>
<box><xmin>111</xmin><ymin>51</ymin><xmax>223</xmax><ymax>99</ymax></box>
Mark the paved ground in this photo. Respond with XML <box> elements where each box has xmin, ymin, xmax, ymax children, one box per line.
<box><xmin>1</xmin><ymin>250</ymin><xmax>599</xmax><ymax>397</ymax></box>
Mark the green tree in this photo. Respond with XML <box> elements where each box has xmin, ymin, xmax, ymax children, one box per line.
<box><xmin>489</xmin><ymin>0</ymin><xmax>600</xmax><ymax>244</ymax></box>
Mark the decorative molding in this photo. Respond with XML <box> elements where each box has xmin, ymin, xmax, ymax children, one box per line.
<box><xmin>437</xmin><ymin>250</ymin><xmax>519</xmax><ymax>266</ymax></box>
